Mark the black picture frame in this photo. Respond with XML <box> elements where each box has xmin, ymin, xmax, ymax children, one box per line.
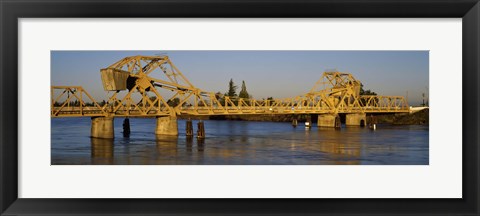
<box><xmin>1</xmin><ymin>0</ymin><xmax>479</xmax><ymax>215</ymax></box>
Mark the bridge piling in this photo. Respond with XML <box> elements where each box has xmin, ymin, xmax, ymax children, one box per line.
<box><xmin>292</xmin><ymin>118</ymin><xmax>298</xmax><ymax>127</ymax></box>
<box><xmin>186</xmin><ymin>119</ymin><xmax>193</xmax><ymax>137</ymax></box>
<box><xmin>318</xmin><ymin>114</ymin><xmax>341</xmax><ymax>128</ymax></box>
<box><xmin>91</xmin><ymin>117</ymin><xmax>114</xmax><ymax>139</ymax></box>
<box><xmin>368</xmin><ymin>115</ymin><xmax>378</xmax><ymax>130</ymax></box>
<box><xmin>346</xmin><ymin>113</ymin><xmax>367</xmax><ymax>127</ymax></box>
<box><xmin>197</xmin><ymin>121</ymin><xmax>205</xmax><ymax>139</ymax></box>
<box><xmin>305</xmin><ymin>116</ymin><xmax>312</xmax><ymax>128</ymax></box>
<box><xmin>123</xmin><ymin>118</ymin><xmax>130</xmax><ymax>137</ymax></box>
<box><xmin>155</xmin><ymin>116</ymin><xmax>178</xmax><ymax>136</ymax></box>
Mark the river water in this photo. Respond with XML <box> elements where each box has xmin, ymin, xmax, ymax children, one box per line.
<box><xmin>51</xmin><ymin>118</ymin><xmax>429</xmax><ymax>165</ymax></box>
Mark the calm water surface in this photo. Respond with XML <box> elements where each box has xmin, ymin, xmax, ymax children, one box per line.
<box><xmin>51</xmin><ymin>118</ymin><xmax>428</xmax><ymax>165</ymax></box>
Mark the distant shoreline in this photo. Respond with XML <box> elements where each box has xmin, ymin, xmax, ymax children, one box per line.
<box><xmin>178</xmin><ymin>109</ymin><xmax>429</xmax><ymax>126</ymax></box>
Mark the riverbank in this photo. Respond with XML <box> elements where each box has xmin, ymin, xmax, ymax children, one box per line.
<box><xmin>177</xmin><ymin>109</ymin><xmax>429</xmax><ymax>126</ymax></box>
<box><xmin>376</xmin><ymin>109</ymin><xmax>429</xmax><ymax>125</ymax></box>
<box><xmin>179</xmin><ymin>114</ymin><xmax>309</xmax><ymax>122</ymax></box>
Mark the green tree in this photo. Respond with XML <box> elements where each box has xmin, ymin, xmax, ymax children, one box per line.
<box><xmin>359</xmin><ymin>83</ymin><xmax>377</xmax><ymax>105</ymax></box>
<box><xmin>215</xmin><ymin>91</ymin><xmax>225</xmax><ymax>105</ymax></box>
<box><xmin>198</xmin><ymin>100</ymin><xmax>207</xmax><ymax>107</ymax></box>
<box><xmin>167</xmin><ymin>97</ymin><xmax>181</xmax><ymax>107</ymax></box>
<box><xmin>225</xmin><ymin>78</ymin><xmax>237</xmax><ymax>97</ymax></box>
<box><xmin>359</xmin><ymin>83</ymin><xmax>377</xmax><ymax>96</ymax></box>
<box><xmin>147</xmin><ymin>96</ymin><xmax>157</xmax><ymax>107</ymax></box>
<box><xmin>238</xmin><ymin>80</ymin><xmax>250</xmax><ymax>99</ymax></box>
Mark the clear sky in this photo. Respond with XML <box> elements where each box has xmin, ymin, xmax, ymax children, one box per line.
<box><xmin>51</xmin><ymin>51</ymin><xmax>429</xmax><ymax>106</ymax></box>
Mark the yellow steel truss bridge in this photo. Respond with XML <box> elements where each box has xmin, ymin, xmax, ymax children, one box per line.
<box><xmin>51</xmin><ymin>55</ymin><xmax>418</xmax><ymax>138</ymax></box>
<box><xmin>52</xmin><ymin>55</ymin><xmax>410</xmax><ymax>118</ymax></box>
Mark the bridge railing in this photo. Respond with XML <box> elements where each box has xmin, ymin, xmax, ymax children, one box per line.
<box><xmin>359</xmin><ymin>95</ymin><xmax>409</xmax><ymax>112</ymax></box>
<box><xmin>51</xmin><ymin>86</ymin><xmax>108</xmax><ymax>117</ymax></box>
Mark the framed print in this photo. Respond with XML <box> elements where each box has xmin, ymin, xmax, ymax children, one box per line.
<box><xmin>1</xmin><ymin>0</ymin><xmax>479</xmax><ymax>215</ymax></box>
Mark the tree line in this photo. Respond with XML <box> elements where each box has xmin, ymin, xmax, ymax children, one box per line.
<box><xmin>214</xmin><ymin>79</ymin><xmax>266</xmax><ymax>105</ymax></box>
<box><xmin>222</xmin><ymin>79</ymin><xmax>251</xmax><ymax>99</ymax></box>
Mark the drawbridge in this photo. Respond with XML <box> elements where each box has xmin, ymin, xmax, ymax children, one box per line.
<box><xmin>51</xmin><ymin>55</ymin><xmax>412</xmax><ymax>138</ymax></box>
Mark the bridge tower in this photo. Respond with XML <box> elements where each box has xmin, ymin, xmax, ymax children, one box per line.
<box><xmin>308</xmin><ymin>71</ymin><xmax>366</xmax><ymax>128</ymax></box>
<box><xmin>96</xmin><ymin>55</ymin><xmax>202</xmax><ymax>138</ymax></box>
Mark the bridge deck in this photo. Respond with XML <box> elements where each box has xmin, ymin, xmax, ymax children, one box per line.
<box><xmin>51</xmin><ymin>106</ymin><xmax>410</xmax><ymax>117</ymax></box>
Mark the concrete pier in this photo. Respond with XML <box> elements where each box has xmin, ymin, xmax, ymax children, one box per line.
<box><xmin>155</xmin><ymin>116</ymin><xmax>178</xmax><ymax>136</ymax></box>
<box><xmin>317</xmin><ymin>114</ymin><xmax>341</xmax><ymax>128</ymax></box>
<box><xmin>91</xmin><ymin>117</ymin><xmax>114</xmax><ymax>139</ymax></box>
<box><xmin>346</xmin><ymin>113</ymin><xmax>367</xmax><ymax>127</ymax></box>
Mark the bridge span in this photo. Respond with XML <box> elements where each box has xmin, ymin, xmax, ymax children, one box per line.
<box><xmin>51</xmin><ymin>55</ymin><xmax>411</xmax><ymax>139</ymax></box>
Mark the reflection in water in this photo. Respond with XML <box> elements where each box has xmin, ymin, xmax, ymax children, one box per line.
<box><xmin>312</xmin><ymin>128</ymin><xmax>362</xmax><ymax>165</ymax></box>
<box><xmin>91</xmin><ymin>138</ymin><xmax>114</xmax><ymax>165</ymax></box>
<box><xmin>155</xmin><ymin>135</ymin><xmax>178</xmax><ymax>164</ymax></box>
<box><xmin>52</xmin><ymin>118</ymin><xmax>429</xmax><ymax>165</ymax></box>
<box><xmin>186</xmin><ymin>137</ymin><xmax>193</xmax><ymax>153</ymax></box>
<box><xmin>197</xmin><ymin>138</ymin><xmax>205</xmax><ymax>152</ymax></box>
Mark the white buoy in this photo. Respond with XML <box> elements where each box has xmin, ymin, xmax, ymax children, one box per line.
<box><xmin>373</xmin><ymin>124</ymin><xmax>376</xmax><ymax>130</ymax></box>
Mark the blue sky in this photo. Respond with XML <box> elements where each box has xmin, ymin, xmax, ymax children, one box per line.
<box><xmin>51</xmin><ymin>51</ymin><xmax>429</xmax><ymax>105</ymax></box>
